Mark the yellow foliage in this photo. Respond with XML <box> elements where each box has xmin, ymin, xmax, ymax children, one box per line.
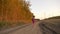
<box><xmin>0</xmin><ymin>0</ymin><xmax>33</xmax><ymax>24</ymax></box>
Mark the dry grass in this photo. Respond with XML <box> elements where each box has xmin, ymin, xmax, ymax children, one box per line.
<box><xmin>0</xmin><ymin>21</ymin><xmax>25</xmax><ymax>30</ymax></box>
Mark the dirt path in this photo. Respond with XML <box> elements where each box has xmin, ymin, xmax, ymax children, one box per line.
<box><xmin>8</xmin><ymin>21</ymin><xmax>42</xmax><ymax>34</ymax></box>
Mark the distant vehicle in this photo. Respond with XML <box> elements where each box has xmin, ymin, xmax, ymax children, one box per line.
<box><xmin>34</xmin><ymin>19</ymin><xmax>40</xmax><ymax>22</ymax></box>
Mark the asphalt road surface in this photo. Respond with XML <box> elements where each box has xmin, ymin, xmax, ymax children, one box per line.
<box><xmin>7</xmin><ymin>21</ymin><xmax>42</xmax><ymax>34</ymax></box>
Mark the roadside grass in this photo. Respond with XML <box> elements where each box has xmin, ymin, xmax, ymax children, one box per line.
<box><xmin>0</xmin><ymin>21</ymin><xmax>25</xmax><ymax>30</ymax></box>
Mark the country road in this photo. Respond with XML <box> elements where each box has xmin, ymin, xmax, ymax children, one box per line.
<box><xmin>1</xmin><ymin>19</ymin><xmax>60</xmax><ymax>34</ymax></box>
<box><xmin>1</xmin><ymin>21</ymin><xmax>42</xmax><ymax>34</ymax></box>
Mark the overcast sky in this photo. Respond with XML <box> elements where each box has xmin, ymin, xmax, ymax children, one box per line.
<box><xmin>29</xmin><ymin>0</ymin><xmax>60</xmax><ymax>19</ymax></box>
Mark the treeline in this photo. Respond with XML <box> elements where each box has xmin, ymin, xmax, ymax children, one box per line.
<box><xmin>44</xmin><ymin>16</ymin><xmax>60</xmax><ymax>20</ymax></box>
<box><xmin>0</xmin><ymin>0</ymin><xmax>33</xmax><ymax>28</ymax></box>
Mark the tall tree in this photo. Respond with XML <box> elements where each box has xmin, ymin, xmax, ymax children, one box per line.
<box><xmin>0</xmin><ymin>0</ymin><xmax>33</xmax><ymax>23</ymax></box>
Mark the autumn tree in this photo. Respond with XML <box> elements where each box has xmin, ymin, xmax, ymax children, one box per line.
<box><xmin>0</xmin><ymin>0</ymin><xmax>33</xmax><ymax>23</ymax></box>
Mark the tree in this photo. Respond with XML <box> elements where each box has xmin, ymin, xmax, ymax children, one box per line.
<box><xmin>0</xmin><ymin>0</ymin><xmax>33</xmax><ymax>23</ymax></box>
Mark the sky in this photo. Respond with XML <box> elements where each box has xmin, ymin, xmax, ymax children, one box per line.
<box><xmin>29</xmin><ymin>0</ymin><xmax>60</xmax><ymax>19</ymax></box>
